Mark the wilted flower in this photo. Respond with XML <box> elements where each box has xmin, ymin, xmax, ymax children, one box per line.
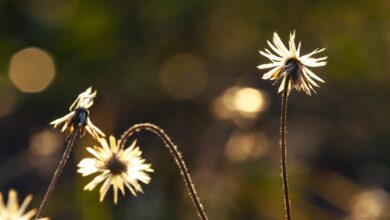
<box><xmin>0</xmin><ymin>189</ymin><xmax>49</xmax><ymax>220</ymax></box>
<box><xmin>77</xmin><ymin>136</ymin><xmax>154</xmax><ymax>204</ymax></box>
<box><xmin>50</xmin><ymin>87</ymin><xmax>105</xmax><ymax>139</ymax></box>
<box><xmin>258</xmin><ymin>31</ymin><xmax>327</xmax><ymax>95</ymax></box>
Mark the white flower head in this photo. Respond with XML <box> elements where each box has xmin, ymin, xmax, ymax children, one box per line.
<box><xmin>69</xmin><ymin>87</ymin><xmax>97</xmax><ymax>111</ymax></box>
<box><xmin>50</xmin><ymin>87</ymin><xmax>105</xmax><ymax>139</ymax></box>
<box><xmin>0</xmin><ymin>189</ymin><xmax>49</xmax><ymax>220</ymax></box>
<box><xmin>77</xmin><ymin>135</ymin><xmax>154</xmax><ymax>204</ymax></box>
<box><xmin>258</xmin><ymin>31</ymin><xmax>327</xmax><ymax>95</ymax></box>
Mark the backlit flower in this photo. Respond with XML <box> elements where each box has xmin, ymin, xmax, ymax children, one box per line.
<box><xmin>77</xmin><ymin>136</ymin><xmax>154</xmax><ymax>204</ymax></box>
<box><xmin>0</xmin><ymin>189</ymin><xmax>49</xmax><ymax>220</ymax></box>
<box><xmin>50</xmin><ymin>87</ymin><xmax>105</xmax><ymax>139</ymax></box>
<box><xmin>258</xmin><ymin>31</ymin><xmax>327</xmax><ymax>95</ymax></box>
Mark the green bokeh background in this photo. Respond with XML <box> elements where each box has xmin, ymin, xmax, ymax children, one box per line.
<box><xmin>0</xmin><ymin>0</ymin><xmax>390</xmax><ymax>219</ymax></box>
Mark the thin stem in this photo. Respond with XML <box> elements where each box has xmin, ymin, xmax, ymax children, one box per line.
<box><xmin>280</xmin><ymin>79</ymin><xmax>292</xmax><ymax>220</ymax></box>
<box><xmin>35</xmin><ymin>128</ymin><xmax>79</xmax><ymax>219</ymax></box>
<box><xmin>118</xmin><ymin>123</ymin><xmax>208</xmax><ymax>220</ymax></box>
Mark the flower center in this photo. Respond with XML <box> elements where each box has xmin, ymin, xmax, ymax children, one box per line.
<box><xmin>106</xmin><ymin>155</ymin><xmax>127</xmax><ymax>175</ymax></box>
<box><xmin>72</xmin><ymin>108</ymin><xmax>89</xmax><ymax>127</ymax></box>
<box><xmin>284</xmin><ymin>59</ymin><xmax>301</xmax><ymax>81</ymax></box>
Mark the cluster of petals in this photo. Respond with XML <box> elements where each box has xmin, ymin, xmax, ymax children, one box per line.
<box><xmin>0</xmin><ymin>189</ymin><xmax>49</xmax><ymax>220</ymax></box>
<box><xmin>78</xmin><ymin>136</ymin><xmax>154</xmax><ymax>204</ymax></box>
<box><xmin>258</xmin><ymin>31</ymin><xmax>327</xmax><ymax>95</ymax></box>
<box><xmin>50</xmin><ymin>87</ymin><xmax>105</xmax><ymax>139</ymax></box>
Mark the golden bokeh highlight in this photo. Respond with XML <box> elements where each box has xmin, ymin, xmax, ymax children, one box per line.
<box><xmin>349</xmin><ymin>189</ymin><xmax>389</xmax><ymax>220</ymax></box>
<box><xmin>212</xmin><ymin>97</ymin><xmax>232</xmax><ymax>120</ymax></box>
<box><xmin>213</xmin><ymin>86</ymin><xmax>269</xmax><ymax>120</ymax></box>
<box><xmin>9</xmin><ymin>47</ymin><xmax>56</xmax><ymax>93</ymax></box>
<box><xmin>159</xmin><ymin>53</ymin><xmax>208</xmax><ymax>100</ymax></box>
<box><xmin>29</xmin><ymin>129</ymin><xmax>62</xmax><ymax>157</ymax></box>
<box><xmin>233</xmin><ymin>87</ymin><xmax>266</xmax><ymax>117</ymax></box>
<box><xmin>225</xmin><ymin>130</ymin><xmax>269</xmax><ymax>163</ymax></box>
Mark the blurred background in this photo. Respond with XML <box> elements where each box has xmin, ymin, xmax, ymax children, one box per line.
<box><xmin>0</xmin><ymin>0</ymin><xmax>390</xmax><ymax>219</ymax></box>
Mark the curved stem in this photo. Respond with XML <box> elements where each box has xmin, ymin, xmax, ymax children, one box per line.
<box><xmin>280</xmin><ymin>79</ymin><xmax>292</xmax><ymax>220</ymax></box>
<box><xmin>118</xmin><ymin>123</ymin><xmax>208</xmax><ymax>220</ymax></box>
<box><xmin>35</xmin><ymin>128</ymin><xmax>79</xmax><ymax>219</ymax></box>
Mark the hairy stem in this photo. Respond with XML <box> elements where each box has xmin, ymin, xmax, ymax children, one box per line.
<box><xmin>118</xmin><ymin>123</ymin><xmax>208</xmax><ymax>220</ymax></box>
<box><xmin>35</xmin><ymin>128</ymin><xmax>79</xmax><ymax>219</ymax></box>
<box><xmin>280</xmin><ymin>79</ymin><xmax>292</xmax><ymax>220</ymax></box>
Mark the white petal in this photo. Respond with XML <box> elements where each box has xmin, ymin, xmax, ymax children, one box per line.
<box><xmin>99</xmin><ymin>175</ymin><xmax>112</xmax><ymax>202</ymax></box>
<box><xmin>117</xmin><ymin>175</ymin><xmax>126</xmax><ymax>195</ymax></box>
<box><xmin>61</xmin><ymin>122</ymin><xmax>69</xmax><ymax>132</ymax></box>
<box><xmin>124</xmin><ymin>181</ymin><xmax>137</xmax><ymax>196</ymax></box>
<box><xmin>84</xmin><ymin>172</ymin><xmax>109</xmax><ymax>191</ymax></box>
<box><xmin>77</xmin><ymin>158</ymin><xmax>99</xmax><ymax>176</ymax></box>
<box><xmin>302</xmin><ymin>60</ymin><xmax>327</xmax><ymax>67</ymax></box>
<box><xmin>278</xmin><ymin>77</ymin><xmax>287</xmax><ymax>93</ymax></box>
<box><xmin>98</xmin><ymin>137</ymin><xmax>110</xmax><ymax>153</ymax></box>
<box><xmin>113</xmin><ymin>181</ymin><xmax>119</xmax><ymax>204</ymax></box>
<box><xmin>298</xmin><ymin>76</ymin><xmax>312</xmax><ymax>95</ymax></box>
<box><xmin>0</xmin><ymin>192</ymin><xmax>5</xmax><ymax>213</ymax></box>
<box><xmin>7</xmin><ymin>189</ymin><xmax>18</xmax><ymax>211</ymax></box>
<box><xmin>86</xmin><ymin>147</ymin><xmax>104</xmax><ymax>161</ymax></box>
<box><xmin>262</xmin><ymin>66</ymin><xmax>282</xmax><ymax>80</ymax></box>
<box><xmin>288</xmin><ymin>31</ymin><xmax>297</xmax><ymax>56</ymax></box>
<box><xmin>50</xmin><ymin>112</ymin><xmax>74</xmax><ymax>127</ymax></box>
<box><xmin>301</xmin><ymin>48</ymin><xmax>326</xmax><ymax>59</ymax></box>
<box><xmin>296</xmin><ymin>42</ymin><xmax>301</xmax><ymax>57</ymax></box>
<box><xmin>124</xmin><ymin>173</ymin><xmax>143</xmax><ymax>193</ymax></box>
<box><xmin>20</xmin><ymin>209</ymin><xmax>37</xmax><ymax>219</ymax></box>
<box><xmin>259</xmin><ymin>50</ymin><xmax>284</xmax><ymax>62</ymax></box>
<box><xmin>303</xmin><ymin>66</ymin><xmax>325</xmax><ymax>83</ymax></box>
<box><xmin>109</xmin><ymin>135</ymin><xmax>118</xmax><ymax>153</ymax></box>
<box><xmin>19</xmin><ymin>194</ymin><xmax>32</xmax><ymax>214</ymax></box>
<box><xmin>302</xmin><ymin>70</ymin><xmax>319</xmax><ymax>87</ymax></box>
<box><xmin>257</xmin><ymin>62</ymin><xmax>280</xmax><ymax>70</ymax></box>
<box><xmin>87</xmin><ymin>118</ymin><xmax>105</xmax><ymax>138</ymax></box>
<box><xmin>272</xmin><ymin>32</ymin><xmax>290</xmax><ymax>57</ymax></box>
<box><xmin>267</xmin><ymin>40</ymin><xmax>287</xmax><ymax>58</ymax></box>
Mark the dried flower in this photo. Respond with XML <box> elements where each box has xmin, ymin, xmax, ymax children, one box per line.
<box><xmin>50</xmin><ymin>87</ymin><xmax>105</xmax><ymax>139</ymax></box>
<box><xmin>258</xmin><ymin>31</ymin><xmax>327</xmax><ymax>95</ymax></box>
<box><xmin>77</xmin><ymin>135</ymin><xmax>154</xmax><ymax>204</ymax></box>
<box><xmin>0</xmin><ymin>189</ymin><xmax>49</xmax><ymax>220</ymax></box>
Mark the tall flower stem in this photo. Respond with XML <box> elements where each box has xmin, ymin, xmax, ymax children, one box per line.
<box><xmin>118</xmin><ymin>123</ymin><xmax>208</xmax><ymax>220</ymax></box>
<box><xmin>280</xmin><ymin>78</ymin><xmax>292</xmax><ymax>220</ymax></box>
<box><xmin>35</xmin><ymin>128</ymin><xmax>79</xmax><ymax>219</ymax></box>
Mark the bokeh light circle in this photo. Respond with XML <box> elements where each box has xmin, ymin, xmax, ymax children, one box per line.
<box><xmin>9</xmin><ymin>47</ymin><xmax>56</xmax><ymax>93</ymax></box>
<box><xmin>212</xmin><ymin>86</ymin><xmax>269</xmax><ymax>120</ymax></box>
<box><xmin>233</xmin><ymin>87</ymin><xmax>265</xmax><ymax>114</ymax></box>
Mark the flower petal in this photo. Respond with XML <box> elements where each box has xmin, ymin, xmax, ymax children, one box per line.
<box><xmin>272</xmin><ymin>32</ymin><xmax>290</xmax><ymax>57</ymax></box>
<box><xmin>257</xmin><ymin>62</ymin><xmax>280</xmax><ymax>70</ymax></box>
<box><xmin>99</xmin><ymin>175</ymin><xmax>112</xmax><ymax>202</ymax></box>
<box><xmin>84</xmin><ymin>172</ymin><xmax>109</xmax><ymax>191</ymax></box>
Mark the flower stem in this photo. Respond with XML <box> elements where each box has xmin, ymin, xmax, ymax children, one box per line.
<box><xmin>118</xmin><ymin>123</ymin><xmax>208</xmax><ymax>220</ymax></box>
<box><xmin>35</xmin><ymin>128</ymin><xmax>79</xmax><ymax>219</ymax></box>
<box><xmin>280</xmin><ymin>79</ymin><xmax>292</xmax><ymax>220</ymax></box>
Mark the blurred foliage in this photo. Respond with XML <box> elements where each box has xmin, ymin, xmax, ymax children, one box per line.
<box><xmin>0</xmin><ymin>0</ymin><xmax>390</xmax><ymax>219</ymax></box>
